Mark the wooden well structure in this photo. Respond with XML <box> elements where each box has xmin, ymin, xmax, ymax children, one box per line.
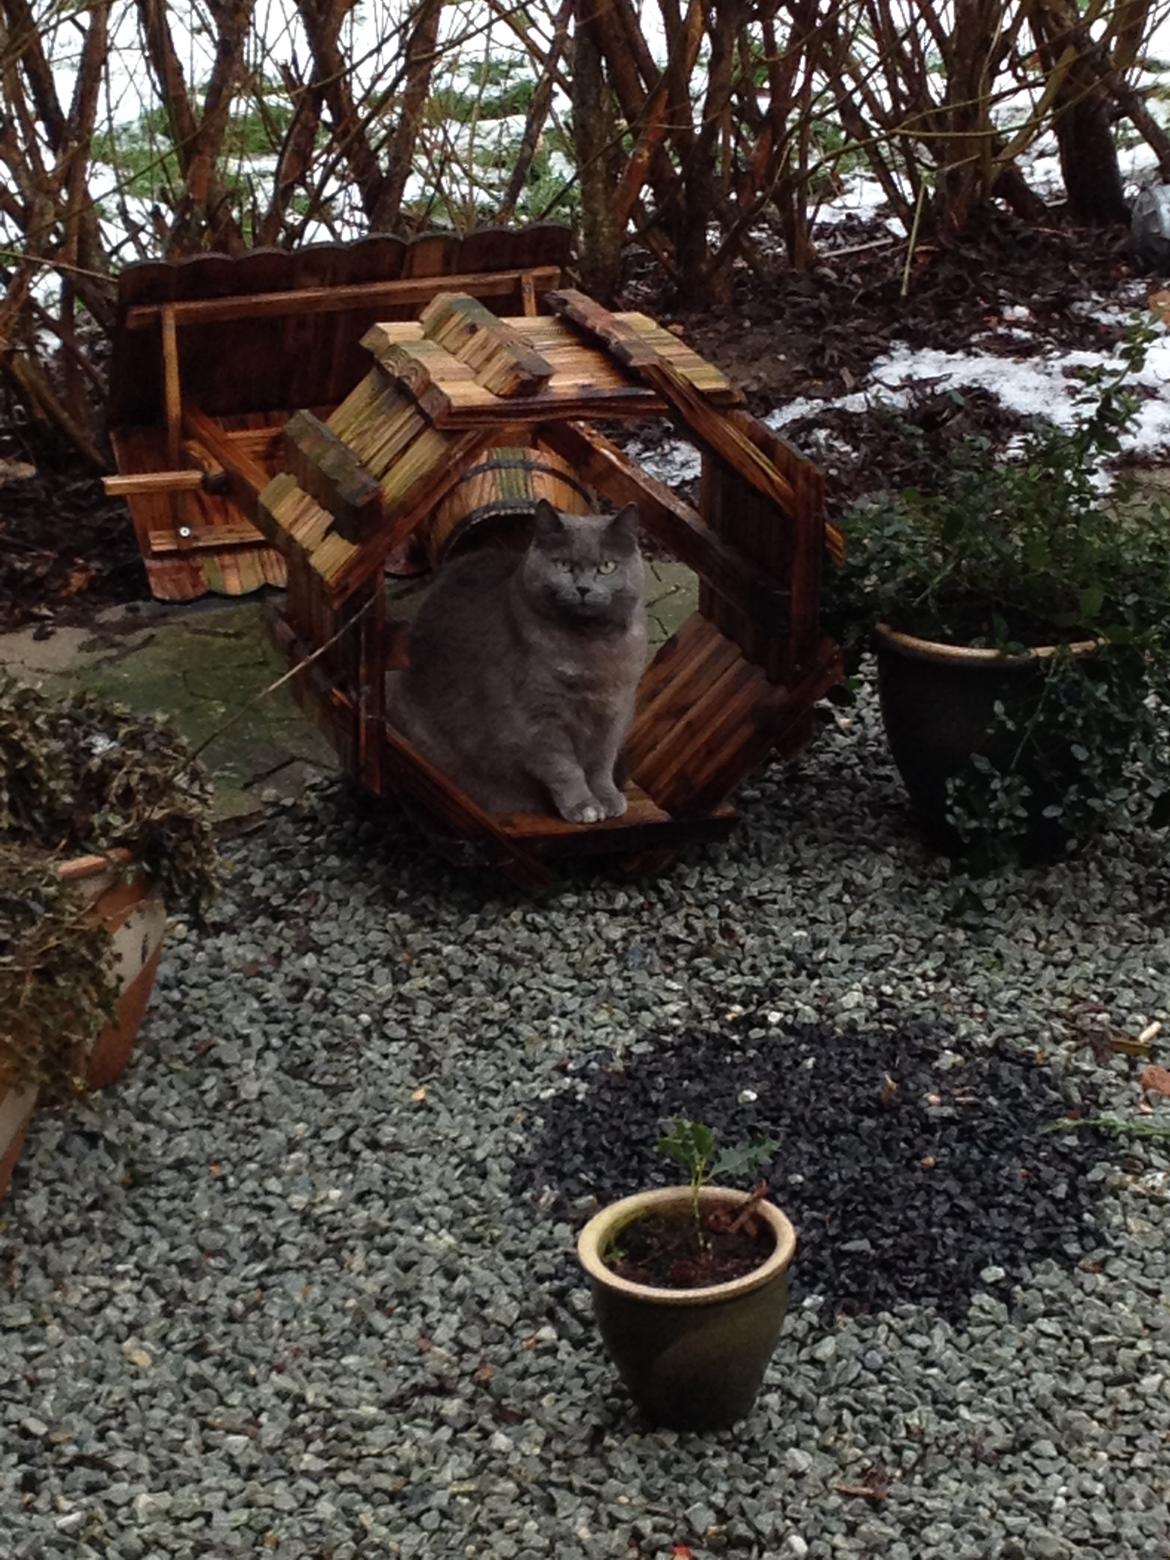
<box><xmin>253</xmin><ymin>285</ymin><xmax>845</xmax><ymax>890</ymax></box>
<box><xmin>102</xmin><ymin>225</ymin><xmax>572</xmax><ymax>599</ymax></box>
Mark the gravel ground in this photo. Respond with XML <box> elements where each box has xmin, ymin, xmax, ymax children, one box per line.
<box><xmin>3</xmin><ymin>678</ymin><xmax>1169</xmax><ymax>1560</ymax></box>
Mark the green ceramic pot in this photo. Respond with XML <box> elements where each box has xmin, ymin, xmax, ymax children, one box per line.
<box><xmin>874</xmin><ymin>624</ymin><xmax>1100</xmax><ymax>859</ymax></box>
<box><xmin>577</xmin><ymin>1185</ymin><xmax>797</xmax><ymax>1431</ymax></box>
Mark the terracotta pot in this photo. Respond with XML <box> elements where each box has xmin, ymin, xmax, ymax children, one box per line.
<box><xmin>874</xmin><ymin>624</ymin><xmax>1101</xmax><ymax>857</ymax></box>
<box><xmin>0</xmin><ymin>851</ymin><xmax>166</xmax><ymax>1202</ymax></box>
<box><xmin>577</xmin><ymin>1186</ymin><xmax>797</xmax><ymax>1431</ymax></box>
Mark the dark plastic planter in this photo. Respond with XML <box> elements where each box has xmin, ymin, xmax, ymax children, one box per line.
<box><xmin>577</xmin><ymin>1186</ymin><xmax>797</xmax><ymax>1432</ymax></box>
<box><xmin>874</xmin><ymin>623</ymin><xmax>1099</xmax><ymax>858</ymax></box>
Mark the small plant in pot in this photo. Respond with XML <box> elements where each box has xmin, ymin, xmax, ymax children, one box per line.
<box><xmin>577</xmin><ymin>1119</ymin><xmax>794</xmax><ymax>1432</ymax></box>
<box><xmin>0</xmin><ymin>672</ymin><xmax>217</xmax><ymax>1197</ymax></box>
<box><xmin>822</xmin><ymin>315</ymin><xmax>1170</xmax><ymax>866</ymax></box>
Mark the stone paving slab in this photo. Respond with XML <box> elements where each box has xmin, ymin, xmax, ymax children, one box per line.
<box><xmin>0</xmin><ymin>562</ymin><xmax>700</xmax><ymax>822</ymax></box>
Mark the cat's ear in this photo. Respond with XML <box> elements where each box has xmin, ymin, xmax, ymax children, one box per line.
<box><xmin>533</xmin><ymin>498</ymin><xmax>565</xmax><ymax>538</ymax></box>
<box><xmin>605</xmin><ymin>503</ymin><xmax>640</xmax><ymax>547</ymax></box>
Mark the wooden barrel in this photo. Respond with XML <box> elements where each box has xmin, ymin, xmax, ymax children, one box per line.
<box><xmin>425</xmin><ymin>444</ymin><xmax>594</xmax><ymax>569</ymax></box>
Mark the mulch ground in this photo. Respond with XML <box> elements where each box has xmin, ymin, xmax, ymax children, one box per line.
<box><xmin>0</xmin><ymin>418</ymin><xmax>146</xmax><ymax>634</ymax></box>
<box><xmin>0</xmin><ymin>208</ymin><xmax>1147</xmax><ymax>634</ymax></box>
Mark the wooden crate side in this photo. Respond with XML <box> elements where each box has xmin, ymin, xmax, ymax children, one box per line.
<box><xmin>627</xmin><ymin>617</ymin><xmax>742</xmax><ymax>776</ymax></box>
<box><xmin>701</xmin><ymin>454</ymin><xmax>792</xmax><ymax>680</ymax></box>
<box><xmin>655</xmin><ymin>639</ymin><xmax>844</xmax><ymax>814</ymax></box>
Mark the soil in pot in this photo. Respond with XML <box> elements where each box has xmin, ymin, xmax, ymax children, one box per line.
<box><xmin>606</xmin><ymin>1206</ymin><xmax>775</xmax><ymax>1289</ymax></box>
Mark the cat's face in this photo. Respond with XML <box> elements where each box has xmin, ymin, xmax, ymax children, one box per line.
<box><xmin>520</xmin><ymin>501</ymin><xmax>644</xmax><ymax>627</ymax></box>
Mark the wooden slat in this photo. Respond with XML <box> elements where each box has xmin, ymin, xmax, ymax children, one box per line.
<box><xmin>494</xmin><ymin>790</ymin><xmax>738</xmax><ymax>858</ymax></box>
<box><xmin>147</xmin><ymin>521</ymin><xmax>267</xmax><ymax>553</ymax></box>
<box><xmin>727</xmin><ymin>410</ymin><xmax>833</xmax><ymax>668</ymax></box>
<box><xmin>627</xmin><ymin>620</ymin><xmax>743</xmax><ymax>776</ymax></box>
<box><xmin>161</xmin><ymin>306</ymin><xmax>181</xmax><ymax>467</ymax></box>
<box><xmin>379</xmin><ymin>724</ymin><xmax>555</xmax><ymax>892</ymax></box>
<box><xmin>420</xmin><ymin>291</ymin><xmax>553</xmax><ymax>397</ymax></box>
<box><xmin>124</xmin><ymin>267</ymin><xmax>565</xmax><ymax>331</ymax></box>
<box><xmin>104</xmin><ymin>470</ymin><xmax>205</xmax><ymax>496</ymax></box>
<box><xmin>182</xmin><ymin>403</ymin><xmax>270</xmax><ymax>505</ymax></box>
<box><xmin>540</xmin><ymin>421</ymin><xmax>789</xmax><ymax>632</ymax></box>
<box><xmin>181</xmin><ymin>438</ymin><xmax>229</xmax><ymax>494</ymax></box>
<box><xmin>284</xmin><ymin>409</ymin><xmax>383</xmax><ymax>543</ymax></box>
<box><xmin>653</xmin><ymin>639</ymin><xmax>843</xmax><ymax>814</ymax></box>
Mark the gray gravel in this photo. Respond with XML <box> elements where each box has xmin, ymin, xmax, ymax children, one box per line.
<box><xmin>2</xmin><ymin>678</ymin><xmax>1169</xmax><ymax>1559</ymax></box>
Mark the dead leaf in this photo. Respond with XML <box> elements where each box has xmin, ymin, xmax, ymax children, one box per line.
<box><xmin>62</xmin><ymin>562</ymin><xmax>95</xmax><ymax>597</ymax></box>
<box><xmin>411</xmin><ymin>1086</ymin><xmax>427</xmax><ymax>1104</ymax></box>
<box><xmin>879</xmin><ymin>1074</ymin><xmax>898</xmax><ymax>1107</ymax></box>
<box><xmin>1140</xmin><ymin>1064</ymin><xmax>1170</xmax><ymax>1099</ymax></box>
<box><xmin>833</xmin><ymin>1483</ymin><xmax>887</xmax><ymax>1505</ymax></box>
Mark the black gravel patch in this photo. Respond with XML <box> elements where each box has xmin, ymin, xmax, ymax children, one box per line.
<box><xmin>517</xmin><ymin>1003</ymin><xmax>1115</xmax><ymax>1323</ymax></box>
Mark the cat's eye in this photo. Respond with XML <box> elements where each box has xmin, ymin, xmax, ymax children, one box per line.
<box><xmin>597</xmin><ymin>560</ymin><xmax>617</xmax><ymax>575</ymax></box>
<box><xmin>558</xmin><ymin>559</ymin><xmax>574</xmax><ymax>571</ymax></box>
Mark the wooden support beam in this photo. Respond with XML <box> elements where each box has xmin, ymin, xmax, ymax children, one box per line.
<box><xmin>104</xmin><ymin>469</ymin><xmax>204</xmax><ymax>497</ymax></box>
<box><xmin>285</xmin><ymin>409</ymin><xmax>383</xmax><ymax>543</ymax></box>
<box><xmin>146</xmin><ymin>521</ymin><xmax>268</xmax><ymax>553</ymax></box>
<box><xmin>182</xmin><ymin>403</ymin><xmax>270</xmax><ymax>507</ymax></box>
<box><xmin>539</xmin><ymin>421</ymin><xmax>790</xmax><ymax>632</ymax></box>
<box><xmin>160</xmin><ymin>306</ymin><xmax>181</xmax><ymax>467</ymax></box>
<box><xmin>124</xmin><ymin>267</ymin><xmax>564</xmax><ymax>331</ymax></box>
<box><xmin>181</xmin><ymin>438</ymin><xmax>229</xmax><ymax>495</ymax></box>
<box><xmin>420</xmin><ymin>291</ymin><xmax>553</xmax><ymax>397</ymax></box>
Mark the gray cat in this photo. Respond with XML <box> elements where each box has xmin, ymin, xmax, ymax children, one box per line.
<box><xmin>389</xmin><ymin>498</ymin><xmax>647</xmax><ymax>821</ymax></box>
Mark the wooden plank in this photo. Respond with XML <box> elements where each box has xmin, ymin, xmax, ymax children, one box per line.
<box><xmin>420</xmin><ymin>291</ymin><xmax>553</xmax><ymax>397</ymax></box>
<box><xmin>268</xmin><ymin>612</ymin><xmax>358</xmax><ymax>765</ymax></box>
<box><xmin>540</xmin><ymin>421</ymin><xmax>789</xmax><ymax>632</ymax></box>
<box><xmin>628</xmin><ymin>616</ymin><xmax>740</xmax><ymax>775</ymax></box>
<box><xmin>181</xmin><ymin>438</ymin><xmax>229</xmax><ymax>494</ymax></box>
<box><xmin>629</xmin><ymin>636</ymin><xmax>745</xmax><ymax>781</ymax></box>
<box><xmin>104</xmin><ymin>470</ymin><xmax>204</xmax><ymax>496</ymax></box>
<box><xmin>182</xmin><ymin>403</ymin><xmax>270</xmax><ymax>506</ymax></box>
<box><xmin>284</xmin><ymin>409</ymin><xmax>384</xmax><ymax>543</ymax></box>
<box><xmin>728</xmin><ymin>410</ymin><xmax>835</xmax><ymax>661</ymax></box>
<box><xmin>494</xmin><ymin>791</ymin><xmax>738</xmax><ymax>858</ymax></box>
<box><xmin>655</xmin><ymin>639</ymin><xmax>843</xmax><ymax>814</ymax></box>
<box><xmin>160</xmin><ymin>306</ymin><xmax>181</xmax><ymax>468</ymax></box>
<box><xmin>380</xmin><ymin>724</ymin><xmax>556</xmax><ymax>893</ymax></box>
<box><xmin>632</xmin><ymin>612</ymin><xmax>711</xmax><ymax>715</ymax></box>
<box><xmin>124</xmin><ymin>267</ymin><xmax>565</xmax><ymax>331</ymax></box>
<box><xmin>147</xmin><ymin>521</ymin><xmax>267</xmax><ymax>553</ymax></box>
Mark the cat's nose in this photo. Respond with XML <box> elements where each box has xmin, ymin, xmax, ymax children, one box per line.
<box><xmin>577</xmin><ymin>585</ymin><xmax>589</xmax><ymax>600</ymax></box>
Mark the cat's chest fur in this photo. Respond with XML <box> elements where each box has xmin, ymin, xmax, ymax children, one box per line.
<box><xmin>537</xmin><ymin>623</ymin><xmax>645</xmax><ymax>707</ymax></box>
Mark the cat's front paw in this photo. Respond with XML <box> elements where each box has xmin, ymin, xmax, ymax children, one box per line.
<box><xmin>560</xmin><ymin>798</ymin><xmax>604</xmax><ymax>824</ymax></box>
<box><xmin>593</xmin><ymin>786</ymin><xmax>628</xmax><ymax>819</ymax></box>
